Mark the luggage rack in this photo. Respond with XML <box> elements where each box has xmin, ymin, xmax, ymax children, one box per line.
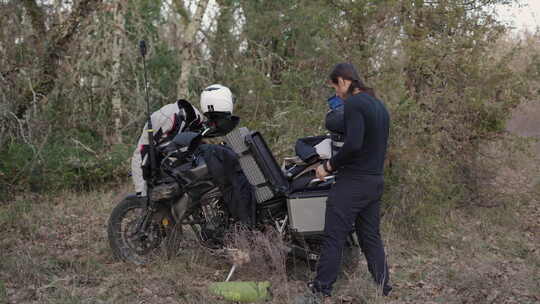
<box><xmin>225</xmin><ymin>127</ymin><xmax>333</xmax><ymax>198</ymax></box>
<box><xmin>225</xmin><ymin>127</ymin><xmax>332</xmax><ymax>234</ymax></box>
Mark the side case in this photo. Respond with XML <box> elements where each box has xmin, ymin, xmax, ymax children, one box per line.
<box><xmin>287</xmin><ymin>190</ymin><xmax>328</xmax><ymax>234</ymax></box>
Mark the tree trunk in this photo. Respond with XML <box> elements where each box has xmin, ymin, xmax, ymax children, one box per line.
<box><xmin>176</xmin><ymin>0</ymin><xmax>210</xmax><ymax>99</ymax></box>
<box><xmin>21</xmin><ymin>0</ymin><xmax>47</xmax><ymax>52</ymax></box>
<box><xmin>211</xmin><ymin>0</ymin><xmax>234</xmax><ymax>78</ymax></box>
<box><xmin>402</xmin><ymin>0</ymin><xmax>426</xmax><ymax>102</ymax></box>
<box><xmin>111</xmin><ymin>0</ymin><xmax>125</xmax><ymax>144</ymax></box>
<box><xmin>17</xmin><ymin>0</ymin><xmax>103</xmax><ymax>118</ymax></box>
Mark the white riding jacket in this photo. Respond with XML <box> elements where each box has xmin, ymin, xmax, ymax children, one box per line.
<box><xmin>131</xmin><ymin>101</ymin><xmax>203</xmax><ymax>196</ymax></box>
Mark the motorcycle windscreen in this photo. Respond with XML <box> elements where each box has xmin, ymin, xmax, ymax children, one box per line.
<box><xmin>287</xmin><ymin>190</ymin><xmax>328</xmax><ymax>234</ymax></box>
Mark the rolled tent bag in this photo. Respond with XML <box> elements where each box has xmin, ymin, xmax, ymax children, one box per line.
<box><xmin>208</xmin><ymin>281</ymin><xmax>271</xmax><ymax>302</ymax></box>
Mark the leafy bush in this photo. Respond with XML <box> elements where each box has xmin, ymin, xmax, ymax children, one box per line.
<box><xmin>0</xmin><ymin>126</ymin><xmax>131</xmax><ymax>200</ymax></box>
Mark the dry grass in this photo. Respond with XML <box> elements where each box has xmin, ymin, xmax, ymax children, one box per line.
<box><xmin>0</xmin><ymin>188</ymin><xmax>229</xmax><ymax>304</ymax></box>
<box><xmin>1</xmin><ymin>182</ymin><xmax>538</xmax><ymax>304</ymax></box>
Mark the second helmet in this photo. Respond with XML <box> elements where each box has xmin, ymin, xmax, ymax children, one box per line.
<box><xmin>200</xmin><ymin>84</ymin><xmax>234</xmax><ymax>114</ymax></box>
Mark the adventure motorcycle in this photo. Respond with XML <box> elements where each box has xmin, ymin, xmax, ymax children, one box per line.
<box><xmin>108</xmin><ymin>40</ymin><xmax>338</xmax><ymax>266</ymax></box>
<box><xmin>107</xmin><ymin>123</ymin><xmax>336</xmax><ymax>265</ymax></box>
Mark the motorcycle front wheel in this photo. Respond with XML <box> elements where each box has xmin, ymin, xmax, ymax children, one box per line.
<box><xmin>107</xmin><ymin>196</ymin><xmax>179</xmax><ymax>265</ymax></box>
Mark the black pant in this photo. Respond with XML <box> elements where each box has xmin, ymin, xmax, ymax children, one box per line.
<box><xmin>313</xmin><ymin>174</ymin><xmax>390</xmax><ymax>296</ymax></box>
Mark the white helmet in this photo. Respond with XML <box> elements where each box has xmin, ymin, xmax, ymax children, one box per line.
<box><xmin>200</xmin><ymin>84</ymin><xmax>234</xmax><ymax>114</ymax></box>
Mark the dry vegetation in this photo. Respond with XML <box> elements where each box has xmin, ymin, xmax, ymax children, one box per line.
<box><xmin>0</xmin><ymin>185</ymin><xmax>538</xmax><ymax>304</ymax></box>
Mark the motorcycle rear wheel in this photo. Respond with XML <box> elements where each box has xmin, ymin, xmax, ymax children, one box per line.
<box><xmin>107</xmin><ymin>196</ymin><xmax>179</xmax><ymax>265</ymax></box>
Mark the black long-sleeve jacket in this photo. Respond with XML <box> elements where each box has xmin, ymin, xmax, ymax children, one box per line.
<box><xmin>328</xmin><ymin>93</ymin><xmax>389</xmax><ymax>176</ymax></box>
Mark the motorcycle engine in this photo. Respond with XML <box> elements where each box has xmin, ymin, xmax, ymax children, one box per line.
<box><xmin>199</xmin><ymin>201</ymin><xmax>228</xmax><ymax>248</ymax></box>
<box><xmin>201</xmin><ymin>215</ymin><xmax>226</xmax><ymax>247</ymax></box>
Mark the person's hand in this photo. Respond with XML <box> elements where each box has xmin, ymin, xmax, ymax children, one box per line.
<box><xmin>316</xmin><ymin>165</ymin><xmax>329</xmax><ymax>181</ymax></box>
<box><xmin>330</xmin><ymin>77</ymin><xmax>351</xmax><ymax>99</ymax></box>
<box><xmin>336</xmin><ymin>77</ymin><xmax>349</xmax><ymax>99</ymax></box>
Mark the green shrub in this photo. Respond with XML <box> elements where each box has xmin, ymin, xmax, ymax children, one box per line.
<box><xmin>0</xmin><ymin>127</ymin><xmax>131</xmax><ymax>200</ymax></box>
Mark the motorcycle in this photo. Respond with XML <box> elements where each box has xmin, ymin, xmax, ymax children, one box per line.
<box><xmin>107</xmin><ymin>120</ymin><xmax>337</xmax><ymax>266</ymax></box>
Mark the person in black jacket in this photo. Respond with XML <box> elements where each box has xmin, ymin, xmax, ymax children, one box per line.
<box><xmin>310</xmin><ymin>63</ymin><xmax>392</xmax><ymax>298</ymax></box>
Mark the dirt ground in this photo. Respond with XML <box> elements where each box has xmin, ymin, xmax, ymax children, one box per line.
<box><xmin>1</xmin><ymin>182</ymin><xmax>538</xmax><ymax>304</ymax></box>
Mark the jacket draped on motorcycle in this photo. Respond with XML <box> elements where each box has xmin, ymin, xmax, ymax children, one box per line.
<box><xmin>198</xmin><ymin>144</ymin><xmax>256</xmax><ymax>226</ymax></box>
<box><xmin>131</xmin><ymin>100</ymin><xmax>203</xmax><ymax>196</ymax></box>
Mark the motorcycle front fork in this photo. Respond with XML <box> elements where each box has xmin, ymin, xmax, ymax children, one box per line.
<box><xmin>132</xmin><ymin>199</ymin><xmax>157</xmax><ymax>237</ymax></box>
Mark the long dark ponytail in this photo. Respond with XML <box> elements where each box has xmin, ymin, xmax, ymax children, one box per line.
<box><xmin>329</xmin><ymin>63</ymin><xmax>376</xmax><ymax>98</ymax></box>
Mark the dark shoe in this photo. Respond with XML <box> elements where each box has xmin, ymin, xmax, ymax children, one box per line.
<box><xmin>307</xmin><ymin>282</ymin><xmax>331</xmax><ymax>297</ymax></box>
<box><xmin>382</xmin><ymin>285</ymin><xmax>392</xmax><ymax>296</ymax></box>
<box><xmin>305</xmin><ymin>282</ymin><xmax>333</xmax><ymax>303</ymax></box>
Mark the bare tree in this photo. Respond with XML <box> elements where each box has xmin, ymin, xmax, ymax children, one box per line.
<box><xmin>111</xmin><ymin>0</ymin><xmax>125</xmax><ymax>144</ymax></box>
<box><xmin>174</xmin><ymin>0</ymin><xmax>210</xmax><ymax>99</ymax></box>
<box><xmin>17</xmin><ymin>0</ymin><xmax>103</xmax><ymax>118</ymax></box>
